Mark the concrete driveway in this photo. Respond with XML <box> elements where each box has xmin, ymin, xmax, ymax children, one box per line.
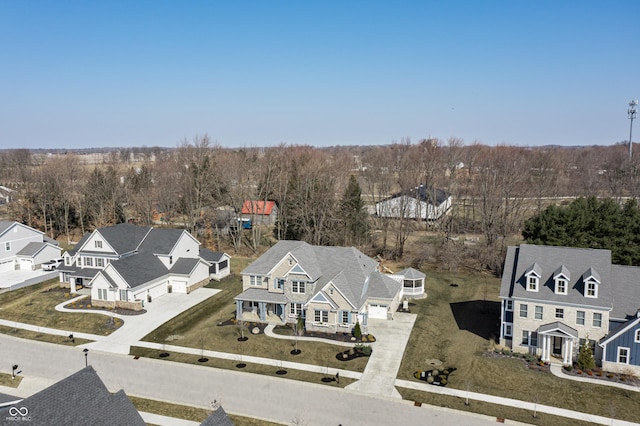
<box><xmin>345</xmin><ymin>312</ymin><xmax>416</xmax><ymax>398</ymax></box>
<box><xmin>76</xmin><ymin>288</ymin><xmax>221</xmax><ymax>355</ymax></box>
<box><xmin>0</xmin><ymin>269</ymin><xmax>57</xmax><ymax>292</ymax></box>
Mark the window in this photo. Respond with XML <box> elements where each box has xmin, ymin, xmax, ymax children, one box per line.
<box><xmin>519</xmin><ymin>304</ymin><xmax>528</xmax><ymax>318</ymax></box>
<box><xmin>555</xmin><ymin>308</ymin><xmax>564</xmax><ymax>319</ymax></box>
<box><xmin>97</xmin><ymin>289</ymin><xmax>107</xmax><ymax>300</ymax></box>
<box><xmin>530</xmin><ymin>332</ymin><xmax>538</xmax><ymax>347</ymax></box>
<box><xmin>65</xmin><ymin>257</ymin><xmax>70</xmax><ymax>266</ymax></box>
<box><xmin>593</xmin><ymin>313</ymin><xmax>602</xmax><ymax>328</ymax></box>
<box><xmin>576</xmin><ymin>310</ymin><xmax>585</xmax><ymax>325</ymax></box>
<box><xmin>96</xmin><ymin>258</ymin><xmax>104</xmax><ymax>268</ymax></box>
<box><xmin>586</xmin><ymin>280</ymin><xmax>597</xmax><ymax>298</ymax></box>
<box><xmin>249</xmin><ymin>276</ymin><xmax>261</xmax><ymax>286</ymax></box>
<box><xmin>292</xmin><ymin>281</ymin><xmax>305</xmax><ymax>294</ymax></box>
<box><xmin>119</xmin><ymin>289</ymin><xmax>127</xmax><ymax>301</ymax></box>
<box><xmin>5</xmin><ymin>242</ymin><xmax>10</xmax><ymax>251</ymax></box>
<box><xmin>521</xmin><ymin>330</ymin><xmax>530</xmax><ymax>345</ymax></box>
<box><xmin>635</xmin><ymin>329</ymin><xmax>640</xmax><ymax>343</ymax></box>
<box><xmin>84</xmin><ymin>257</ymin><xmax>93</xmax><ymax>267</ymax></box>
<box><xmin>505</xmin><ymin>300</ymin><xmax>513</xmax><ymax>311</ymax></box>
<box><xmin>555</xmin><ymin>278</ymin><xmax>567</xmax><ymax>295</ymax></box>
<box><xmin>95</xmin><ymin>240</ymin><xmax>102</xmax><ymax>249</ymax></box>
<box><xmin>289</xmin><ymin>303</ymin><xmax>303</xmax><ymax>317</ymax></box>
<box><xmin>169</xmin><ymin>256</ymin><xmax>173</xmax><ymax>265</ymax></box>
<box><xmin>535</xmin><ymin>306</ymin><xmax>543</xmax><ymax>320</ymax></box>
<box><xmin>617</xmin><ymin>347</ymin><xmax>630</xmax><ymax>364</ymax></box>
<box><xmin>341</xmin><ymin>311</ymin><xmax>349</xmax><ymax>324</ymax></box>
<box><xmin>527</xmin><ymin>276</ymin><xmax>539</xmax><ymax>292</ymax></box>
<box><xmin>276</xmin><ymin>278</ymin><xmax>285</xmax><ymax>290</ymax></box>
<box><xmin>504</xmin><ymin>323</ymin><xmax>513</xmax><ymax>337</ymax></box>
<box><xmin>314</xmin><ymin>310</ymin><xmax>328</xmax><ymax>323</ymax></box>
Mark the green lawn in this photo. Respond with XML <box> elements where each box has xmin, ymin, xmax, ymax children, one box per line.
<box><xmin>0</xmin><ymin>280</ymin><xmax>121</xmax><ymax>335</ymax></box>
<box><xmin>398</xmin><ymin>269</ymin><xmax>640</xmax><ymax>423</ymax></box>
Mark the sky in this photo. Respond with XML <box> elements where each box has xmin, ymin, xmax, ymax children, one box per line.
<box><xmin>1</xmin><ymin>1</ymin><xmax>639</xmax><ymax>149</ymax></box>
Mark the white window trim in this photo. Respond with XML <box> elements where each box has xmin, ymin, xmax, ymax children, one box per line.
<box><xmin>504</xmin><ymin>323</ymin><xmax>513</xmax><ymax>337</ymax></box>
<box><xmin>526</xmin><ymin>275</ymin><xmax>539</xmax><ymax>292</ymax></box>
<box><xmin>555</xmin><ymin>278</ymin><xmax>567</xmax><ymax>295</ymax></box>
<box><xmin>617</xmin><ymin>346</ymin><xmax>630</xmax><ymax>364</ymax></box>
<box><xmin>593</xmin><ymin>313</ymin><xmax>602</xmax><ymax>328</ymax></box>
<box><xmin>519</xmin><ymin>304</ymin><xmax>528</xmax><ymax>318</ymax></box>
<box><xmin>585</xmin><ymin>280</ymin><xmax>598</xmax><ymax>298</ymax></box>
<box><xmin>635</xmin><ymin>329</ymin><xmax>640</xmax><ymax>343</ymax></box>
<box><xmin>534</xmin><ymin>305</ymin><xmax>543</xmax><ymax>321</ymax></box>
<box><xmin>521</xmin><ymin>330</ymin><xmax>530</xmax><ymax>346</ymax></box>
<box><xmin>292</xmin><ymin>281</ymin><xmax>306</xmax><ymax>294</ymax></box>
<box><xmin>505</xmin><ymin>300</ymin><xmax>513</xmax><ymax>312</ymax></box>
<box><xmin>576</xmin><ymin>310</ymin><xmax>585</xmax><ymax>326</ymax></box>
<box><xmin>95</xmin><ymin>240</ymin><xmax>102</xmax><ymax>249</ymax></box>
<box><xmin>249</xmin><ymin>275</ymin><xmax>261</xmax><ymax>286</ymax></box>
<box><xmin>555</xmin><ymin>308</ymin><xmax>564</xmax><ymax>319</ymax></box>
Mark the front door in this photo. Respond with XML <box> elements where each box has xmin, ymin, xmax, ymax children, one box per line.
<box><xmin>552</xmin><ymin>336</ymin><xmax>562</xmax><ymax>357</ymax></box>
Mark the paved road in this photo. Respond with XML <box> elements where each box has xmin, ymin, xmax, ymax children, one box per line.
<box><xmin>0</xmin><ymin>335</ymin><xmax>498</xmax><ymax>426</ymax></box>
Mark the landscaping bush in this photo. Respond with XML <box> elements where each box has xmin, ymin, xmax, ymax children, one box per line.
<box><xmin>577</xmin><ymin>340</ymin><xmax>596</xmax><ymax>371</ymax></box>
<box><xmin>353</xmin><ymin>322</ymin><xmax>362</xmax><ymax>340</ymax></box>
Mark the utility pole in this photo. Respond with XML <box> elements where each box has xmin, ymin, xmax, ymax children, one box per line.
<box><xmin>629</xmin><ymin>100</ymin><xmax>638</xmax><ymax>161</ymax></box>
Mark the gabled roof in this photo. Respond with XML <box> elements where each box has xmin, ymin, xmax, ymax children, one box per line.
<box><xmin>1</xmin><ymin>366</ymin><xmax>144</xmax><ymax>426</ymax></box>
<box><xmin>500</xmin><ymin>244</ymin><xmax>613</xmax><ymax>308</ymax></box>
<box><xmin>553</xmin><ymin>265</ymin><xmax>570</xmax><ymax>280</ymax></box>
<box><xmin>380</xmin><ymin>186</ymin><xmax>451</xmax><ymax>206</ymax></box>
<box><xmin>138</xmin><ymin>228</ymin><xmax>187</xmax><ymax>255</ymax></box>
<box><xmin>170</xmin><ymin>258</ymin><xmax>200</xmax><ymax>275</ymax></box>
<box><xmin>600</xmin><ymin>314</ymin><xmax>640</xmax><ymax>346</ymax></box>
<box><xmin>16</xmin><ymin>241</ymin><xmax>58</xmax><ymax>257</ymax></box>
<box><xmin>241</xmin><ymin>200</ymin><xmax>276</xmax><ymax>215</ymax></box>
<box><xmin>200</xmin><ymin>405</ymin><xmax>234</xmax><ymax>426</ymax></box>
<box><xmin>109</xmin><ymin>252</ymin><xmax>167</xmax><ymax>289</ymax></box>
<box><xmin>610</xmin><ymin>265</ymin><xmax>640</xmax><ymax>320</ymax></box>
<box><xmin>66</xmin><ymin>233</ymin><xmax>92</xmax><ymax>256</ymax></box>
<box><xmin>94</xmin><ymin>223</ymin><xmax>152</xmax><ymax>255</ymax></box>
<box><xmin>242</xmin><ymin>240</ymin><xmax>400</xmax><ymax>310</ymax></box>
<box><xmin>235</xmin><ymin>288</ymin><xmax>287</xmax><ymax>304</ymax></box>
<box><xmin>538</xmin><ymin>321</ymin><xmax>579</xmax><ymax>338</ymax></box>
<box><xmin>199</xmin><ymin>247</ymin><xmax>228</xmax><ymax>263</ymax></box>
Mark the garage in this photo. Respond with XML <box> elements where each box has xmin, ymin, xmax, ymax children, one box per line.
<box><xmin>172</xmin><ymin>280</ymin><xmax>187</xmax><ymax>293</ymax></box>
<box><xmin>0</xmin><ymin>259</ymin><xmax>15</xmax><ymax>273</ymax></box>
<box><xmin>19</xmin><ymin>259</ymin><xmax>33</xmax><ymax>271</ymax></box>
<box><xmin>368</xmin><ymin>303</ymin><xmax>388</xmax><ymax>319</ymax></box>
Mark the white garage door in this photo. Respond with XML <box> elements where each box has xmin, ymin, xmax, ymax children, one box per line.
<box><xmin>19</xmin><ymin>259</ymin><xmax>33</xmax><ymax>271</ymax></box>
<box><xmin>172</xmin><ymin>280</ymin><xmax>187</xmax><ymax>293</ymax></box>
<box><xmin>368</xmin><ymin>303</ymin><xmax>388</xmax><ymax>319</ymax></box>
<box><xmin>0</xmin><ymin>259</ymin><xmax>14</xmax><ymax>273</ymax></box>
<box><xmin>147</xmin><ymin>283</ymin><xmax>166</xmax><ymax>301</ymax></box>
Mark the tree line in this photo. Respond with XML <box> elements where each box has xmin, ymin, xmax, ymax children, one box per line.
<box><xmin>2</xmin><ymin>138</ymin><xmax>640</xmax><ymax>272</ymax></box>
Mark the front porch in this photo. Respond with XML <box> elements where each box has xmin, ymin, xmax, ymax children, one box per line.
<box><xmin>538</xmin><ymin>321</ymin><xmax>578</xmax><ymax>365</ymax></box>
<box><xmin>234</xmin><ymin>288</ymin><xmax>288</xmax><ymax>324</ymax></box>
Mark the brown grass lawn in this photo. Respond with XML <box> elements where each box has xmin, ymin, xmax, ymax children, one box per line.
<box><xmin>0</xmin><ymin>280</ymin><xmax>121</xmax><ymax>336</ymax></box>
<box><xmin>0</xmin><ymin>372</ymin><xmax>22</xmax><ymax>388</ymax></box>
<box><xmin>142</xmin><ymin>258</ymin><xmax>368</xmax><ymax>373</ymax></box>
<box><xmin>129</xmin><ymin>395</ymin><xmax>284</xmax><ymax>425</ymax></box>
<box><xmin>398</xmin><ymin>269</ymin><xmax>640</xmax><ymax>423</ymax></box>
<box><xmin>0</xmin><ymin>325</ymin><xmax>93</xmax><ymax>346</ymax></box>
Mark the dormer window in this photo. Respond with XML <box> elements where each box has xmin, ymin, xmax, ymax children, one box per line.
<box><xmin>555</xmin><ymin>278</ymin><xmax>567</xmax><ymax>294</ymax></box>
<box><xmin>553</xmin><ymin>265</ymin><xmax>570</xmax><ymax>295</ymax></box>
<box><xmin>585</xmin><ymin>279</ymin><xmax>598</xmax><ymax>298</ymax></box>
<box><xmin>527</xmin><ymin>275</ymin><xmax>539</xmax><ymax>292</ymax></box>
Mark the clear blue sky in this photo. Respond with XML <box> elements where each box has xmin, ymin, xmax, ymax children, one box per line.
<box><xmin>1</xmin><ymin>1</ymin><xmax>639</xmax><ymax>149</ymax></box>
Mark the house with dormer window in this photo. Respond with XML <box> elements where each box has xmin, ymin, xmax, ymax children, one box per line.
<box><xmin>235</xmin><ymin>240</ymin><xmax>407</xmax><ymax>332</ymax></box>
<box><xmin>58</xmin><ymin>223</ymin><xmax>230</xmax><ymax>310</ymax></box>
<box><xmin>500</xmin><ymin>244</ymin><xmax>640</xmax><ymax>374</ymax></box>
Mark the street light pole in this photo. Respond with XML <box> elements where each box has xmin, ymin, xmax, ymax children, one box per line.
<box><xmin>83</xmin><ymin>348</ymin><xmax>89</xmax><ymax>368</ymax></box>
<box><xmin>629</xmin><ymin>100</ymin><xmax>638</xmax><ymax>161</ymax></box>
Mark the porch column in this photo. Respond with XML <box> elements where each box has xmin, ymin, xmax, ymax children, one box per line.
<box><xmin>280</xmin><ymin>304</ymin><xmax>285</xmax><ymax>322</ymax></box>
<box><xmin>568</xmin><ymin>339</ymin><xmax>574</xmax><ymax>365</ymax></box>
<box><xmin>236</xmin><ymin>301</ymin><xmax>242</xmax><ymax>319</ymax></box>
<box><xmin>541</xmin><ymin>334</ymin><xmax>547</xmax><ymax>361</ymax></box>
<box><xmin>563</xmin><ymin>339</ymin><xmax>570</xmax><ymax>365</ymax></box>
<box><xmin>258</xmin><ymin>302</ymin><xmax>266</xmax><ymax>321</ymax></box>
<box><xmin>70</xmin><ymin>278</ymin><xmax>77</xmax><ymax>294</ymax></box>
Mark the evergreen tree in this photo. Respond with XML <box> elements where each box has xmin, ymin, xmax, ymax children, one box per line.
<box><xmin>577</xmin><ymin>339</ymin><xmax>595</xmax><ymax>371</ymax></box>
<box><xmin>338</xmin><ymin>175</ymin><xmax>370</xmax><ymax>246</ymax></box>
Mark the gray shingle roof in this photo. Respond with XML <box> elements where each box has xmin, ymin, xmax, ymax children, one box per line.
<box><xmin>500</xmin><ymin>244</ymin><xmax>613</xmax><ymax>309</ymax></box>
<box><xmin>397</xmin><ymin>267</ymin><xmax>425</xmax><ymax>280</ymax></box>
<box><xmin>0</xmin><ymin>221</ymin><xmax>14</xmax><ymax>235</ymax></box>
<box><xmin>610</xmin><ymin>265</ymin><xmax>640</xmax><ymax>320</ymax></box>
<box><xmin>66</xmin><ymin>233</ymin><xmax>92</xmax><ymax>256</ymax></box>
<box><xmin>199</xmin><ymin>247</ymin><xmax>227</xmax><ymax>263</ymax></box>
<box><xmin>235</xmin><ymin>288</ymin><xmax>287</xmax><ymax>304</ymax></box>
<box><xmin>538</xmin><ymin>321</ymin><xmax>579</xmax><ymax>338</ymax></box>
<box><xmin>109</xmin><ymin>252</ymin><xmax>168</xmax><ymax>289</ymax></box>
<box><xmin>242</xmin><ymin>240</ymin><xmax>399</xmax><ymax>309</ymax></box>
<box><xmin>1</xmin><ymin>366</ymin><xmax>144</xmax><ymax>426</ymax></box>
<box><xmin>16</xmin><ymin>242</ymin><xmax>48</xmax><ymax>257</ymax></box>
<box><xmin>138</xmin><ymin>228</ymin><xmax>185</xmax><ymax>255</ymax></box>
<box><xmin>170</xmin><ymin>258</ymin><xmax>199</xmax><ymax>275</ymax></box>
<box><xmin>200</xmin><ymin>406</ymin><xmax>234</xmax><ymax>426</ymax></box>
<box><xmin>95</xmin><ymin>223</ymin><xmax>152</xmax><ymax>255</ymax></box>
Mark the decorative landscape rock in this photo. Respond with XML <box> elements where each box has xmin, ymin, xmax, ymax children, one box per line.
<box><xmin>413</xmin><ymin>367</ymin><xmax>457</xmax><ymax>386</ymax></box>
<box><xmin>251</xmin><ymin>327</ymin><xmax>260</xmax><ymax>335</ymax></box>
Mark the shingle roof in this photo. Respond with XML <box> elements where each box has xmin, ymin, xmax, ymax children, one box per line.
<box><xmin>199</xmin><ymin>248</ymin><xmax>227</xmax><ymax>263</ymax></box>
<box><xmin>242</xmin><ymin>240</ymin><xmax>399</xmax><ymax>309</ymax></box>
<box><xmin>0</xmin><ymin>221</ymin><xmax>13</xmax><ymax>235</ymax></box>
<box><xmin>138</xmin><ymin>228</ymin><xmax>185</xmax><ymax>255</ymax></box>
<box><xmin>109</xmin><ymin>252</ymin><xmax>168</xmax><ymax>289</ymax></box>
<box><xmin>1</xmin><ymin>366</ymin><xmax>144</xmax><ymax>426</ymax></box>
<box><xmin>235</xmin><ymin>288</ymin><xmax>287</xmax><ymax>304</ymax></box>
<box><xmin>66</xmin><ymin>233</ymin><xmax>92</xmax><ymax>256</ymax></box>
<box><xmin>200</xmin><ymin>406</ymin><xmax>234</xmax><ymax>426</ymax></box>
<box><xmin>610</xmin><ymin>265</ymin><xmax>640</xmax><ymax>320</ymax></box>
<box><xmin>16</xmin><ymin>242</ymin><xmax>48</xmax><ymax>257</ymax></box>
<box><xmin>95</xmin><ymin>223</ymin><xmax>152</xmax><ymax>255</ymax></box>
<box><xmin>170</xmin><ymin>258</ymin><xmax>199</xmax><ymax>275</ymax></box>
<box><xmin>500</xmin><ymin>244</ymin><xmax>613</xmax><ymax>309</ymax></box>
<box><xmin>397</xmin><ymin>267</ymin><xmax>425</xmax><ymax>280</ymax></box>
<box><xmin>538</xmin><ymin>321</ymin><xmax>579</xmax><ymax>338</ymax></box>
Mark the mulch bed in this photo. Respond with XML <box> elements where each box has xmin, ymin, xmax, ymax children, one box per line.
<box><xmin>62</xmin><ymin>294</ymin><xmax>146</xmax><ymax>316</ymax></box>
<box><xmin>414</xmin><ymin>367</ymin><xmax>457</xmax><ymax>386</ymax></box>
<box><xmin>483</xmin><ymin>350</ymin><xmax>550</xmax><ymax>373</ymax></box>
<box><xmin>336</xmin><ymin>347</ymin><xmax>372</xmax><ymax>361</ymax></box>
<box><xmin>562</xmin><ymin>367</ymin><xmax>640</xmax><ymax>386</ymax></box>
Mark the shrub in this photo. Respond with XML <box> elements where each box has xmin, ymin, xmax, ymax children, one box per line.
<box><xmin>577</xmin><ymin>340</ymin><xmax>596</xmax><ymax>371</ymax></box>
<box><xmin>427</xmin><ymin>376</ymin><xmax>434</xmax><ymax>384</ymax></box>
<box><xmin>87</xmin><ymin>304</ymin><xmax>91</xmax><ymax>309</ymax></box>
<box><xmin>501</xmin><ymin>348</ymin><xmax>511</xmax><ymax>356</ymax></box>
<box><xmin>440</xmin><ymin>378</ymin><xmax>447</xmax><ymax>385</ymax></box>
<box><xmin>367</xmin><ymin>334</ymin><xmax>376</xmax><ymax>342</ymax></box>
<box><xmin>565</xmin><ymin>365</ymin><xmax>573</xmax><ymax>372</ymax></box>
<box><xmin>353</xmin><ymin>322</ymin><xmax>362</xmax><ymax>340</ymax></box>
<box><xmin>607</xmin><ymin>373</ymin><xmax>614</xmax><ymax>379</ymax></box>
<box><xmin>577</xmin><ymin>370</ymin><xmax>583</xmax><ymax>375</ymax></box>
<box><xmin>597</xmin><ymin>371</ymin><xmax>603</xmax><ymax>377</ymax></box>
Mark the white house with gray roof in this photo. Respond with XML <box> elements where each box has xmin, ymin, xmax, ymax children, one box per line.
<box><xmin>236</xmin><ymin>240</ymin><xmax>407</xmax><ymax>333</ymax></box>
<box><xmin>500</xmin><ymin>244</ymin><xmax>640</xmax><ymax>371</ymax></box>
<box><xmin>0</xmin><ymin>221</ymin><xmax>61</xmax><ymax>272</ymax></box>
<box><xmin>58</xmin><ymin>223</ymin><xmax>230</xmax><ymax>310</ymax></box>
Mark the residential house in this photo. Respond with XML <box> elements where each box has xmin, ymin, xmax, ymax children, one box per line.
<box><xmin>500</xmin><ymin>244</ymin><xmax>640</xmax><ymax>373</ymax></box>
<box><xmin>241</xmin><ymin>200</ymin><xmax>278</xmax><ymax>226</ymax></box>
<box><xmin>235</xmin><ymin>240</ymin><xmax>404</xmax><ymax>333</ymax></box>
<box><xmin>0</xmin><ymin>366</ymin><xmax>145</xmax><ymax>426</ymax></box>
<box><xmin>0</xmin><ymin>221</ymin><xmax>61</xmax><ymax>272</ymax></box>
<box><xmin>58</xmin><ymin>223</ymin><xmax>230</xmax><ymax>309</ymax></box>
<box><xmin>375</xmin><ymin>185</ymin><xmax>452</xmax><ymax>221</ymax></box>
